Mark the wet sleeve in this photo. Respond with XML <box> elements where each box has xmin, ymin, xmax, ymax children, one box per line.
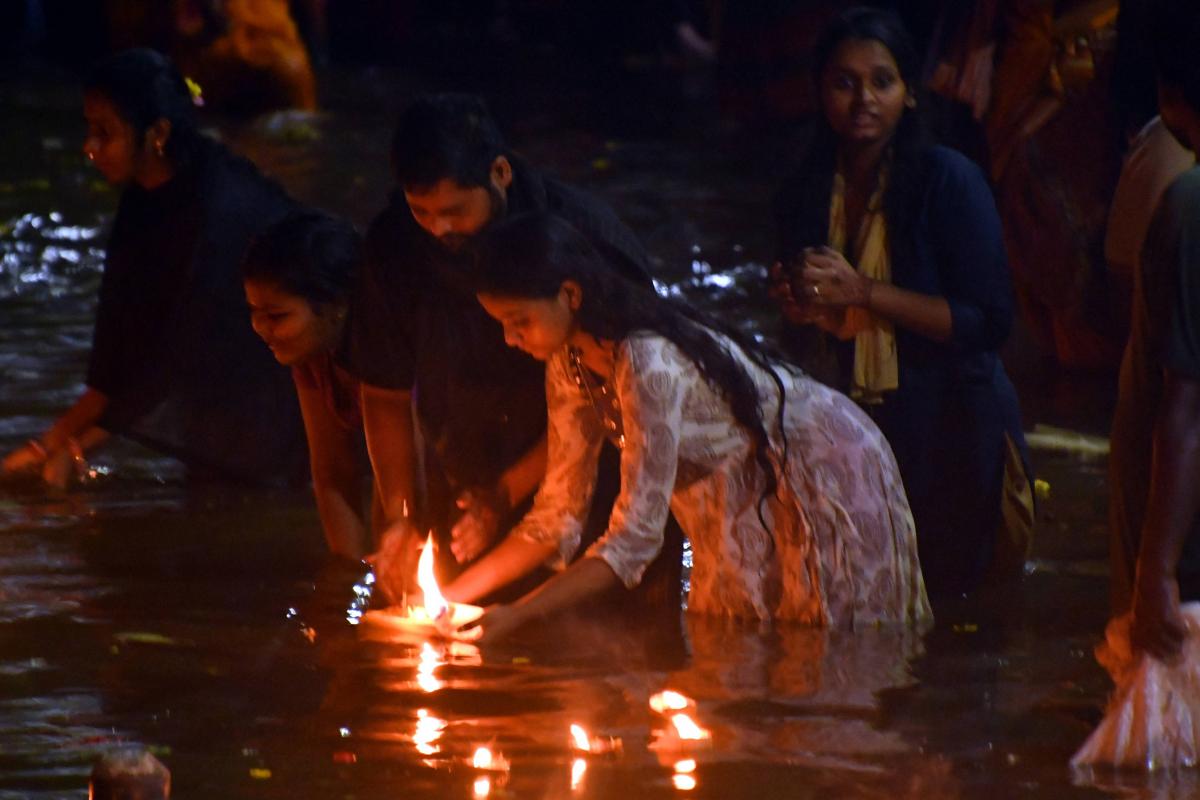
<box><xmin>1157</xmin><ymin>172</ymin><xmax>1200</xmax><ymax>379</ymax></box>
<box><xmin>510</xmin><ymin>351</ymin><xmax>604</xmax><ymax>566</ymax></box>
<box><xmin>926</xmin><ymin>149</ymin><xmax>1014</xmax><ymax>353</ymax></box>
<box><xmin>338</xmin><ymin>241</ymin><xmax>416</xmax><ymax>390</ymax></box>
<box><xmin>585</xmin><ymin>336</ymin><xmax>682</xmax><ymax>588</ymax></box>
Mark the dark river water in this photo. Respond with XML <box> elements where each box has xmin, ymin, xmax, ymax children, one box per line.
<box><xmin>0</xmin><ymin>64</ymin><xmax>1177</xmax><ymax>799</ymax></box>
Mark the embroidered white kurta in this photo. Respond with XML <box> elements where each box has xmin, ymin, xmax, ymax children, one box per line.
<box><xmin>512</xmin><ymin>332</ymin><xmax>931</xmax><ymax>627</ymax></box>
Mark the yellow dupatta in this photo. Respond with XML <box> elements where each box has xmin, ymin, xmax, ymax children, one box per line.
<box><xmin>827</xmin><ymin>170</ymin><xmax>899</xmax><ymax>404</ymax></box>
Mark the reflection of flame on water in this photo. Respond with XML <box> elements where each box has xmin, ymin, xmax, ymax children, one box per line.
<box><xmin>417</xmin><ymin>642</ymin><xmax>442</xmax><ymax>693</ymax></box>
<box><xmin>571</xmin><ymin>757</ymin><xmax>587</xmax><ymax>792</ymax></box>
<box><xmin>672</xmin><ymin>772</ymin><xmax>698</xmax><ymax>791</ymax></box>
<box><xmin>673</xmin><ymin>757</ymin><xmax>700</xmax><ymax>789</ymax></box>
<box><xmin>473</xmin><ymin>775</ymin><xmax>491</xmax><ymax>798</ymax></box>
<box><xmin>413</xmin><ymin>708</ymin><xmax>445</xmax><ymax>756</ymax></box>
<box><xmin>649</xmin><ymin>690</ymin><xmax>692</xmax><ymax>714</ymax></box>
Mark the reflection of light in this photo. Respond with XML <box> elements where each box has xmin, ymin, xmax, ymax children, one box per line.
<box><xmin>473</xmin><ymin>776</ymin><xmax>491</xmax><ymax>798</ymax></box>
<box><xmin>670</xmin><ymin>713</ymin><xmax>709</xmax><ymax>741</ymax></box>
<box><xmin>339</xmin><ymin>727</ymin><xmax>351</xmax><ymax>738</ymax></box>
<box><xmin>414</xmin><ymin>708</ymin><xmax>445</xmax><ymax>755</ymax></box>
<box><xmin>674</xmin><ymin>759</ymin><xmax>696</xmax><ymax>774</ymax></box>
<box><xmin>569</xmin><ymin>724</ymin><xmax>592</xmax><ymax>752</ymax></box>
<box><xmin>417</xmin><ymin>642</ymin><xmax>442</xmax><ymax>693</ymax></box>
<box><xmin>571</xmin><ymin>758</ymin><xmax>587</xmax><ymax>792</ymax></box>
<box><xmin>417</xmin><ymin>532</ymin><xmax>448</xmax><ymax>619</ymax></box>
<box><xmin>649</xmin><ymin>690</ymin><xmax>692</xmax><ymax>713</ymax></box>
<box><xmin>672</xmin><ymin>773</ymin><xmax>697</xmax><ymax>791</ymax></box>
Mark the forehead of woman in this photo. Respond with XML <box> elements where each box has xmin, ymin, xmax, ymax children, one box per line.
<box><xmin>824</xmin><ymin>38</ymin><xmax>901</xmax><ymax>77</ymax></box>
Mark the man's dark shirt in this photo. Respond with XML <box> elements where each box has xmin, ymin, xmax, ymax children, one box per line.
<box><xmin>341</xmin><ymin>156</ymin><xmax>652</xmax><ymax>492</ymax></box>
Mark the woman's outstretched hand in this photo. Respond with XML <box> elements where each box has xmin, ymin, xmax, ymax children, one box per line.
<box><xmin>458</xmin><ymin>603</ymin><xmax>527</xmax><ymax>646</ymax></box>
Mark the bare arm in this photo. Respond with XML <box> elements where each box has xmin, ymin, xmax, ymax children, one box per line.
<box><xmin>465</xmin><ymin>557</ymin><xmax>622</xmax><ymax>643</ymax></box>
<box><xmin>1131</xmin><ymin>372</ymin><xmax>1200</xmax><ymax>659</ymax></box>
<box><xmin>359</xmin><ymin>383</ymin><xmax>416</xmax><ymax>525</ymax></box>
<box><xmin>359</xmin><ymin>382</ymin><xmax>419</xmax><ymax>602</ymax></box>
<box><xmin>3</xmin><ymin>388</ymin><xmax>110</xmax><ymax>476</ymax></box>
<box><xmin>296</xmin><ymin>377</ymin><xmax>370</xmax><ymax>560</ymax></box>
<box><xmin>451</xmin><ymin>432</ymin><xmax>548</xmax><ymax>564</ymax></box>
<box><xmin>443</xmin><ymin>533</ymin><xmax>558</xmax><ymax>604</ymax></box>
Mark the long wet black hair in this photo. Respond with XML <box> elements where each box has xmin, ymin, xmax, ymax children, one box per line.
<box><xmin>84</xmin><ymin>48</ymin><xmax>203</xmax><ymax>168</ymax></box>
<box><xmin>775</xmin><ymin>7</ymin><xmax>929</xmax><ymax>264</ymax></box>
<box><xmin>473</xmin><ymin>212</ymin><xmax>789</xmax><ymax>508</ymax></box>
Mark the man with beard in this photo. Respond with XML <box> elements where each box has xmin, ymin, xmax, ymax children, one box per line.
<box><xmin>343</xmin><ymin>93</ymin><xmax>661</xmax><ymax>603</ymax></box>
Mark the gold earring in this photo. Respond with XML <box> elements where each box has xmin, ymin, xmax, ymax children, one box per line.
<box><xmin>905</xmin><ymin>96</ymin><xmax>917</xmax><ymax>109</ymax></box>
<box><xmin>155</xmin><ymin>141</ymin><xmax>165</xmax><ymax>157</ymax></box>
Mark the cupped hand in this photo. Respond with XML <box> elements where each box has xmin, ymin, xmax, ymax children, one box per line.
<box><xmin>367</xmin><ymin>521</ymin><xmax>421</xmax><ymax>607</ymax></box>
<box><xmin>1131</xmin><ymin>570</ymin><xmax>1187</xmax><ymax>661</ymax></box>
<box><xmin>459</xmin><ymin>603</ymin><xmax>527</xmax><ymax>646</ymax></box>
<box><xmin>451</xmin><ymin>488</ymin><xmax>504</xmax><ymax>564</ymax></box>
<box><xmin>800</xmin><ymin>247</ymin><xmax>872</xmax><ymax>308</ymax></box>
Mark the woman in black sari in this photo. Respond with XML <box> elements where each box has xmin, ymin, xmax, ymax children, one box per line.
<box><xmin>1</xmin><ymin>48</ymin><xmax>305</xmax><ymax>487</ymax></box>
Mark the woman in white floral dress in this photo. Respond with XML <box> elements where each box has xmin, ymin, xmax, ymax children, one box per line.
<box><xmin>444</xmin><ymin>214</ymin><xmax>930</xmax><ymax>642</ymax></box>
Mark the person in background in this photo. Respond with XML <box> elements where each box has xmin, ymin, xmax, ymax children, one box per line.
<box><xmin>90</xmin><ymin>747</ymin><xmax>170</xmax><ymax>800</ymax></box>
<box><xmin>342</xmin><ymin>93</ymin><xmax>678</xmax><ymax>604</ymax></box>
<box><xmin>445</xmin><ymin>213</ymin><xmax>930</xmax><ymax>643</ymax></box>
<box><xmin>769</xmin><ymin>8</ymin><xmax>1032</xmax><ymax>608</ymax></box>
<box><xmin>1108</xmin><ymin>0</ymin><xmax>1200</xmax><ymax>659</ymax></box>
<box><xmin>0</xmin><ymin>48</ymin><xmax>306</xmax><ymax>488</ymax></box>
<box><xmin>243</xmin><ymin>210</ymin><xmax>376</xmax><ymax>559</ymax></box>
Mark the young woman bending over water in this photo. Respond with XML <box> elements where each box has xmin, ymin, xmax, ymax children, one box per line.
<box><xmin>243</xmin><ymin>210</ymin><xmax>378</xmax><ymax>559</ymax></box>
<box><xmin>0</xmin><ymin>48</ymin><xmax>305</xmax><ymax>487</ymax></box>
<box><xmin>770</xmin><ymin>8</ymin><xmax>1032</xmax><ymax>605</ymax></box>
<box><xmin>444</xmin><ymin>213</ymin><xmax>931</xmax><ymax>643</ymax></box>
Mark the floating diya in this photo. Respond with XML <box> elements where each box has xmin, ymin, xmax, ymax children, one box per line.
<box><xmin>360</xmin><ymin>533</ymin><xmax>483</xmax><ymax>638</ymax></box>
<box><xmin>648</xmin><ymin>691</ymin><xmax>711</xmax><ymax>752</ymax></box>
<box><xmin>568</xmin><ymin>723</ymin><xmax>622</xmax><ymax>755</ymax></box>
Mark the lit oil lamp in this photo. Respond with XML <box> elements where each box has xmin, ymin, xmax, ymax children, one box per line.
<box><xmin>649</xmin><ymin>690</ymin><xmax>693</xmax><ymax>714</ymax></box>
<box><xmin>469</xmin><ymin>746</ymin><xmax>510</xmax><ymax>798</ymax></box>
<box><xmin>361</xmin><ymin>533</ymin><xmax>483</xmax><ymax>638</ymax></box>
<box><xmin>568</xmin><ymin>723</ymin><xmax>622</xmax><ymax>755</ymax></box>
<box><xmin>648</xmin><ymin>691</ymin><xmax>711</xmax><ymax>752</ymax></box>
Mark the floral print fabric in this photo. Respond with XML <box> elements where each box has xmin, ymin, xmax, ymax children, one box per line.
<box><xmin>511</xmin><ymin>331</ymin><xmax>931</xmax><ymax>627</ymax></box>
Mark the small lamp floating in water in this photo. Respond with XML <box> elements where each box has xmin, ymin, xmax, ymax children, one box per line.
<box><xmin>568</xmin><ymin>723</ymin><xmax>622</xmax><ymax>755</ymax></box>
<box><xmin>360</xmin><ymin>533</ymin><xmax>483</xmax><ymax>638</ymax></box>
<box><xmin>471</xmin><ymin>746</ymin><xmax>510</xmax><ymax>772</ymax></box>
<box><xmin>648</xmin><ymin>691</ymin><xmax>711</xmax><ymax>752</ymax></box>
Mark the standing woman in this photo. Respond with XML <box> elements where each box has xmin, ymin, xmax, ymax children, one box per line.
<box><xmin>442</xmin><ymin>213</ymin><xmax>930</xmax><ymax>642</ymax></box>
<box><xmin>0</xmin><ymin>48</ymin><xmax>306</xmax><ymax>487</ymax></box>
<box><xmin>243</xmin><ymin>211</ymin><xmax>376</xmax><ymax>559</ymax></box>
<box><xmin>770</xmin><ymin>8</ymin><xmax>1033</xmax><ymax>605</ymax></box>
